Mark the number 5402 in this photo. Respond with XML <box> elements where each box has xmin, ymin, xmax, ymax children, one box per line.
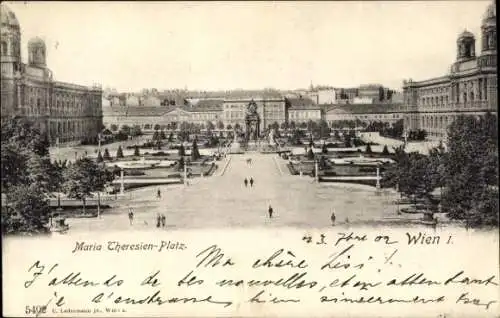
<box><xmin>25</xmin><ymin>305</ymin><xmax>46</xmax><ymax>315</ymax></box>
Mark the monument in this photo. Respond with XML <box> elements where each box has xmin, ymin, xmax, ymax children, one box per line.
<box><xmin>245</xmin><ymin>100</ymin><xmax>260</xmax><ymax>142</ymax></box>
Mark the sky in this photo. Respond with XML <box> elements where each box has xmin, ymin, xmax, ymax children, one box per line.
<box><xmin>5</xmin><ymin>1</ymin><xmax>492</xmax><ymax>92</ymax></box>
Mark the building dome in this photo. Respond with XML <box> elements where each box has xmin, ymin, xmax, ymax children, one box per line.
<box><xmin>28</xmin><ymin>36</ymin><xmax>47</xmax><ymax>67</ymax></box>
<box><xmin>28</xmin><ymin>36</ymin><xmax>46</xmax><ymax>48</ymax></box>
<box><xmin>1</xmin><ymin>4</ymin><xmax>20</xmax><ymax>29</ymax></box>
<box><xmin>483</xmin><ymin>2</ymin><xmax>496</xmax><ymax>21</ymax></box>
<box><xmin>458</xmin><ymin>29</ymin><xmax>475</xmax><ymax>40</ymax></box>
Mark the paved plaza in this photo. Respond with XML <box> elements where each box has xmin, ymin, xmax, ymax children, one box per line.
<box><xmin>66</xmin><ymin>153</ymin><xmax>403</xmax><ymax>232</ymax></box>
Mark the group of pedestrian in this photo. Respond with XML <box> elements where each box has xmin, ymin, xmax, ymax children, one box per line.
<box><xmin>156</xmin><ymin>213</ymin><xmax>166</xmax><ymax>228</ymax></box>
<box><xmin>244</xmin><ymin>177</ymin><xmax>254</xmax><ymax>187</ymax></box>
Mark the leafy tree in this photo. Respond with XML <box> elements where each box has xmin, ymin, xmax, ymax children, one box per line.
<box><xmin>318</xmin><ymin>119</ymin><xmax>330</xmax><ymax>138</ymax></box>
<box><xmin>154</xmin><ymin>124</ymin><xmax>161</xmax><ymax>131</ymax></box>
<box><xmin>442</xmin><ymin>113</ymin><xmax>498</xmax><ymax>227</ymax></box>
<box><xmin>322</xmin><ymin>143</ymin><xmax>328</xmax><ymax>154</ymax></box>
<box><xmin>110</xmin><ymin>124</ymin><xmax>118</xmax><ymax>132</ymax></box>
<box><xmin>134</xmin><ymin>145</ymin><xmax>140</xmax><ymax>156</ymax></box>
<box><xmin>116</xmin><ymin>145</ymin><xmax>124</xmax><ymax>159</ymax></box>
<box><xmin>103</xmin><ymin>148</ymin><xmax>112</xmax><ymax>161</ymax></box>
<box><xmin>2</xmin><ymin>184</ymin><xmax>51</xmax><ymax>234</ymax></box>
<box><xmin>178</xmin><ymin>144</ymin><xmax>185</xmax><ymax>157</ymax></box>
<box><xmin>152</xmin><ymin>130</ymin><xmax>160</xmax><ymax>141</ymax></box>
<box><xmin>226</xmin><ymin>124</ymin><xmax>233</xmax><ymax>130</ymax></box>
<box><xmin>191</xmin><ymin>139</ymin><xmax>201</xmax><ymax>161</ymax></box>
<box><xmin>97</xmin><ymin>150</ymin><xmax>104</xmax><ymax>162</ymax></box>
<box><xmin>206</xmin><ymin>121</ymin><xmax>215</xmax><ymax>131</ymax></box>
<box><xmin>365</xmin><ymin>144</ymin><xmax>372</xmax><ymax>154</ymax></box>
<box><xmin>120</xmin><ymin>125</ymin><xmax>131</xmax><ymax>136</ymax></box>
<box><xmin>307</xmin><ymin>148</ymin><xmax>315</xmax><ymax>160</ymax></box>
<box><xmin>382</xmin><ymin>145</ymin><xmax>389</xmax><ymax>155</ymax></box>
<box><xmin>334</xmin><ymin>130</ymin><xmax>340</xmax><ymax>140</ymax></box>
<box><xmin>130</xmin><ymin>125</ymin><xmax>142</xmax><ymax>137</ymax></box>
<box><xmin>178</xmin><ymin>157</ymin><xmax>185</xmax><ymax>171</ymax></box>
<box><xmin>344</xmin><ymin>135</ymin><xmax>352</xmax><ymax>148</ymax></box>
<box><xmin>160</xmin><ymin>130</ymin><xmax>166</xmax><ymax>140</ymax></box>
<box><xmin>234</xmin><ymin>123</ymin><xmax>242</xmax><ymax>131</ymax></box>
<box><xmin>217</xmin><ymin>120</ymin><xmax>225</xmax><ymax>130</ymax></box>
<box><xmin>168</xmin><ymin>132</ymin><xmax>174</xmax><ymax>142</ymax></box>
<box><xmin>63</xmin><ymin>157</ymin><xmax>113</xmax><ymax>214</ymax></box>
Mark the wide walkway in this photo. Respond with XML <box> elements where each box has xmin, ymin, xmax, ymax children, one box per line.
<box><xmin>67</xmin><ymin>153</ymin><xmax>400</xmax><ymax>232</ymax></box>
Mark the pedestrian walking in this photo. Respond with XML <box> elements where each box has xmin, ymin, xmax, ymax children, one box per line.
<box><xmin>128</xmin><ymin>208</ymin><xmax>134</xmax><ymax>225</ymax></box>
<box><xmin>157</xmin><ymin>188</ymin><xmax>161</xmax><ymax>199</ymax></box>
<box><xmin>161</xmin><ymin>214</ymin><xmax>166</xmax><ymax>228</ymax></box>
<box><xmin>156</xmin><ymin>213</ymin><xmax>161</xmax><ymax>228</ymax></box>
<box><xmin>249</xmin><ymin>177</ymin><xmax>254</xmax><ymax>187</ymax></box>
<box><xmin>268</xmin><ymin>205</ymin><xmax>273</xmax><ymax>218</ymax></box>
<box><xmin>330</xmin><ymin>209</ymin><xmax>336</xmax><ymax>226</ymax></box>
<box><xmin>244</xmin><ymin>178</ymin><xmax>248</xmax><ymax>187</ymax></box>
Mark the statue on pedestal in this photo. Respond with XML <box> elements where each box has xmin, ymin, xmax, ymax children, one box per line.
<box><xmin>245</xmin><ymin>100</ymin><xmax>260</xmax><ymax>142</ymax></box>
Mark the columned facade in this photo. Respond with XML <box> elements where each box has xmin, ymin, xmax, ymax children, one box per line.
<box><xmin>402</xmin><ymin>2</ymin><xmax>497</xmax><ymax>140</ymax></box>
<box><xmin>0</xmin><ymin>4</ymin><xmax>103</xmax><ymax>145</ymax></box>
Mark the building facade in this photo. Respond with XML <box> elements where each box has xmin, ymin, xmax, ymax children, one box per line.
<box><xmin>1</xmin><ymin>4</ymin><xmax>103</xmax><ymax>144</ymax></box>
<box><xmin>325</xmin><ymin>103</ymin><xmax>404</xmax><ymax>126</ymax></box>
<box><xmin>286</xmin><ymin>97</ymin><xmax>322</xmax><ymax>122</ymax></box>
<box><xmin>402</xmin><ymin>2</ymin><xmax>497</xmax><ymax>139</ymax></box>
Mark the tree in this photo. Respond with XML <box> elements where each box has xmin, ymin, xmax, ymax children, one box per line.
<box><xmin>382</xmin><ymin>145</ymin><xmax>389</xmax><ymax>155</ymax></box>
<box><xmin>160</xmin><ymin>129</ymin><xmax>167</xmax><ymax>140</ymax></box>
<box><xmin>322</xmin><ymin>143</ymin><xmax>328</xmax><ymax>154</ymax></box>
<box><xmin>120</xmin><ymin>125</ymin><xmax>131</xmax><ymax>136</ymax></box>
<box><xmin>2</xmin><ymin>184</ymin><xmax>51</xmax><ymax>234</ymax></box>
<box><xmin>154</xmin><ymin>124</ymin><xmax>161</xmax><ymax>131</ymax></box>
<box><xmin>168</xmin><ymin>132</ymin><xmax>174</xmax><ymax>142</ymax></box>
<box><xmin>217</xmin><ymin>120</ymin><xmax>224</xmax><ymax>130</ymax></box>
<box><xmin>307</xmin><ymin>148</ymin><xmax>315</xmax><ymax>160</ymax></box>
<box><xmin>110</xmin><ymin>124</ymin><xmax>118</xmax><ymax>132</ymax></box>
<box><xmin>178</xmin><ymin>144</ymin><xmax>185</xmax><ymax>157</ymax></box>
<box><xmin>103</xmin><ymin>148</ymin><xmax>112</xmax><ymax>161</ymax></box>
<box><xmin>206</xmin><ymin>121</ymin><xmax>215</xmax><ymax>132</ymax></box>
<box><xmin>152</xmin><ymin>130</ymin><xmax>160</xmax><ymax>141</ymax></box>
<box><xmin>191</xmin><ymin>139</ymin><xmax>201</xmax><ymax>161</ymax></box>
<box><xmin>63</xmin><ymin>157</ymin><xmax>112</xmax><ymax>214</ymax></box>
<box><xmin>234</xmin><ymin>123</ymin><xmax>241</xmax><ymax>131</ymax></box>
<box><xmin>365</xmin><ymin>144</ymin><xmax>372</xmax><ymax>154</ymax></box>
<box><xmin>178</xmin><ymin>157</ymin><xmax>185</xmax><ymax>171</ymax></box>
<box><xmin>226</xmin><ymin>124</ymin><xmax>233</xmax><ymax>130</ymax></box>
<box><xmin>134</xmin><ymin>145</ymin><xmax>140</xmax><ymax>156</ymax></box>
<box><xmin>401</xmin><ymin>153</ymin><xmax>436</xmax><ymax>208</ymax></box>
<box><xmin>334</xmin><ymin>130</ymin><xmax>340</xmax><ymax>140</ymax></box>
<box><xmin>97</xmin><ymin>150</ymin><xmax>104</xmax><ymax>162</ymax></box>
<box><xmin>116</xmin><ymin>145</ymin><xmax>124</xmax><ymax>159</ymax></box>
<box><xmin>442</xmin><ymin>113</ymin><xmax>498</xmax><ymax>227</ymax></box>
<box><xmin>130</xmin><ymin>125</ymin><xmax>142</xmax><ymax>137</ymax></box>
<box><xmin>318</xmin><ymin>119</ymin><xmax>330</xmax><ymax>138</ymax></box>
<box><xmin>344</xmin><ymin>135</ymin><xmax>352</xmax><ymax>148</ymax></box>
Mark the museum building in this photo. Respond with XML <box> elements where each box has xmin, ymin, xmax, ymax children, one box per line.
<box><xmin>1</xmin><ymin>4</ymin><xmax>103</xmax><ymax>145</ymax></box>
<box><xmin>402</xmin><ymin>1</ymin><xmax>497</xmax><ymax>139</ymax></box>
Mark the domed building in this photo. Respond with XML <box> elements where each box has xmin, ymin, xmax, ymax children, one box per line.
<box><xmin>0</xmin><ymin>4</ymin><xmax>103</xmax><ymax>145</ymax></box>
<box><xmin>402</xmin><ymin>1</ymin><xmax>497</xmax><ymax>139</ymax></box>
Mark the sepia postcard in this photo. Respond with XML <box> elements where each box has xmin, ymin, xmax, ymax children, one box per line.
<box><xmin>1</xmin><ymin>1</ymin><xmax>499</xmax><ymax>317</ymax></box>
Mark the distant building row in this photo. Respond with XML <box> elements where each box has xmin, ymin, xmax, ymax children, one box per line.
<box><xmin>103</xmin><ymin>92</ymin><xmax>404</xmax><ymax>133</ymax></box>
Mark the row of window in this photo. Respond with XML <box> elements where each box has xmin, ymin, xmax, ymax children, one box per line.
<box><xmin>326</xmin><ymin>114</ymin><xmax>401</xmax><ymax>120</ymax></box>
